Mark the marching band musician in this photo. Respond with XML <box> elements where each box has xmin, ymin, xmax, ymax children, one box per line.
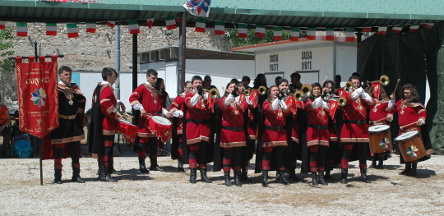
<box><xmin>88</xmin><ymin>67</ymin><xmax>122</xmax><ymax>182</ymax></box>
<box><xmin>168</xmin><ymin>81</ymin><xmax>192</xmax><ymax>172</ymax></box>
<box><xmin>219</xmin><ymin>81</ymin><xmax>248</xmax><ymax>186</ymax></box>
<box><xmin>368</xmin><ymin>83</ymin><xmax>394</xmax><ymax>169</ymax></box>
<box><xmin>129</xmin><ymin>69</ymin><xmax>170</xmax><ymax>173</ymax></box>
<box><xmin>43</xmin><ymin>66</ymin><xmax>86</xmax><ymax>184</ymax></box>
<box><xmin>242</xmin><ymin>82</ymin><xmax>258</xmax><ymax>182</ymax></box>
<box><xmin>261</xmin><ymin>85</ymin><xmax>292</xmax><ymax>187</ymax></box>
<box><xmin>277</xmin><ymin>79</ymin><xmax>301</xmax><ymax>181</ymax></box>
<box><xmin>338</xmin><ymin>75</ymin><xmax>375</xmax><ymax>184</ymax></box>
<box><xmin>305</xmin><ymin>83</ymin><xmax>330</xmax><ymax>186</ymax></box>
<box><xmin>389</xmin><ymin>84</ymin><xmax>433</xmax><ymax>176</ymax></box>
<box><xmin>185</xmin><ymin>75</ymin><xmax>215</xmax><ymax>184</ymax></box>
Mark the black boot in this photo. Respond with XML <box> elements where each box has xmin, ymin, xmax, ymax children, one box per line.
<box><xmin>400</xmin><ymin>162</ymin><xmax>412</xmax><ymax>175</ymax></box>
<box><xmin>407</xmin><ymin>163</ymin><xmax>417</xmax><ymax>176</ymax></box>
<box><xmin>371</xmin><ymin>157</ymin><xmax>377</xmax><ymax>168</ymax></box>
<box><xmin>288</xmin><ymin>170</ymin><xmax>301</xmax><ymax>182</ymax></box>
<box><xmin>224</xmin><ymin>171</ymin><xmax>232</xmax><ymax>186</ymax></box>
<box><xmin>241</xmin><ymin>170</ymin><xmax>252</xmax><ymax>183</ymax></box>
<box><xmin>72</xmin><ymin>167</ymin><xmax>85</xmax><ymax>183</ymax></box>
<box><xmin>109</xmin><ymin>160</ymin><xmax>122</xmax><ymax>175</ymax></box>
<box><xmin>177</xmin><ymin>160</ymin><xmax>185</xmax><ymax>172</ymax></box>
<box><xmin>150</xmin><ymin>157</ymin><xmax>164</xmax><ymax>171</ymax></box>
<box><xmin>189</xmin><ymin>168</ymin><xmax>197</xmax><ymax>183</ymax></box>
<box><xmin>340</xmin><ymin>168</ymin><xmax>348</xmax><ymax>184</ymax></box>
<box><xmin>324</xmin><ymin>163</ymin><xmax>332</xmax><ymax>180</ymax></box>
<box><xmin>99</xmin><ymin>165</ymin><xmax>117</xmax><ymax>182</ymax></box>
<box><xmin>54</xmin><ymin>168</ymin><xmax>62</xmax><ymax>184</ymax></box>
<box><xmin>139</xmin><ymin>158</ymin><xmax>149</xmax><ymax>174</ymax></box>
<box><xmin>311</xmin><ymin>172</ymin><xmax>318</xmax><ymax>185</ymax></box>
<box><xmin>262</xmin><ymin>170</ymin><xmax>269</xmax><ymax>187</ymax></box>
<box><xmin>377</xmin><ymin>158</ymin><xmax>384</xmax><ymax>169</ymax></box>
<box><xmin>317</xmin><ymin>171</ymin><xmax>328</xmax><ymax>186</ymax></box>
<box><xmin>360</xmin><ymin>168</ymin><xmax>372</xmax><ymax>183</ymax></box>
<box><xmin>234</xmin><ymin>171</ymin><xmax>242</xmax><ymax>187</ymax></box>
<box><xmin>277</xmin><ymin>170</ymin><xmax>290</xmax><ymax>185</ymax></box>
<box><xmin>200</xmin><ymin>168</ymin><xmax>212</xmax><ymax>183</ymax></box>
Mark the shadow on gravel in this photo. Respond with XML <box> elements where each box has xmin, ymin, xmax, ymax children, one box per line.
<box><xmin>382</xmin><ymin>165</ymin><xmax>403</xmax><ymax>170</ymax></box>
<box><xmin>412</xmin><ymin>169</ymin><xmax>436</xmax><ymax>178</ymax></box>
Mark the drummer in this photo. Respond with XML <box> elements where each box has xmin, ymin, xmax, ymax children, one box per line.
<box><xmin>129</xmin><ymin>69</ymin><xmax>171</xmax><ymax>174</ymax></box>
<box><xmin>388</xmin><ymin>84</ymin><xmax>433</xmax><ymax>176</ymax></box>
<box><xmin>368</xmin><ymin>82</ymin><xmax>394</xmax><ymax>169</ymax></box>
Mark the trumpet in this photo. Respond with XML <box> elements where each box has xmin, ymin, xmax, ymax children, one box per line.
<box><xmin>344</xmin><ymin>81</ymin><xmax>353</xmax><ymax>91</ymax></box>
<box><xmin>205</xmin><ymin>88</ymin><xmax>220</xmax><ymax>98</ymax></box>
<box><xmin>244</xmin><ymin>89</ymin><xmax>251</xmax><ymax>96</ymax></box>
<box><xmin>294</xmin><ymin>90</ymin><xmax>304</xmax><ymax>101</ymax></box>
<box><xmin>338</xmin><ymin>97</ymin><xmax>347</xmax><ymax>106</ymax></box>
<box><xmin>367</xmin><ymin>75</ymin><xmax>390</xmax><ymax>86</ymax></box>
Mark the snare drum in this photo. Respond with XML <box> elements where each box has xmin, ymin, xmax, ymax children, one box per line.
<box><xmin>368</xmin><ymin>125</ymin><xmax>392</xmax><ymax>153</ymax></box>
<box><xmin>147</xmin><ymin>116</ymin><xmax>172</xmax><ymax>142</ymax></box>
<box><xmin>118</xmin><ymin>119</ymin><xmax>138</xmax><ymax>142</ymax></box>
<box><xmin>394</xmin><ymin>130</ymin><xmax>426</xmax><ymax>162</ymax></box>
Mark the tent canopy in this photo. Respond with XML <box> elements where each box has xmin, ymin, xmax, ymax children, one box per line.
<box><xmin>0</xmin><ymin>0</ymin><xmax>442</xmax><ymax>27</ymax></box>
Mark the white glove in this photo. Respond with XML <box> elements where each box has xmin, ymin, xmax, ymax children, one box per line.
<box><xmin>173</xmin><ymin>110</ymin><xmax>183</xmax><ymax>118</ymax></box>
<box><xmin>279</xmin><ymin>99</ymin><xmax>288</xmax><ymax>110</ymax></box>
<box><xmin>311</xmin><ymin>97</ymin><xmax>323</xmax><ymax>109</ymax></box>
<box><xmin>387</xmin><ymin>99</ymin><xmax>395</xmax><ymax>110</ymax></box>
<box><xmin>190</xmin><ymin>93</ymin><xmax>200</xmax><ymax>107</ymax></box>
<box><xmin>352</xmin><ymin>88</ymin><xmax>362</xmax><ymax>100</ymax></box>
<box><xmin>417</xmin><ymin>119</ymin><xmax>425</xmax><ymax>126</ymax></box>
<box><xmin>224</xmin><ymin>94</ymin><xmax>234</xmax><ymax>107</ymax></box>
<box><xmin>133</xmin><ymin>103</ymin><xmax>144</xmax><ymax>111</ymax></box>
<box><xmin>361</xmin><ymin>92</ymin><xmax>374</xmax><ymax>103</ymax></box>
<box><xmin>272</xmin><ymin>99</ymin><xmax>280</xmax><ymax>111</ymax></box>
<box><xmin>386</xmin><ymin>114</ymin><xmax>393</xmax><ymax>122</ymax></box>
<box><xmin>246</xmin><ymin>97</ymin><xmax>253</xmax><ymax>106</ymax></box>
<box><xmin>235</xmin><ymin>96</ymin><xmax>241</xmax><ymax>106</ymax></box>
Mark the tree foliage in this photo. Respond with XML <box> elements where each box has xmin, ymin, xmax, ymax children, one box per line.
<box><xmin>0</xmin><ymin>26</ymin><xmax>17</xmax><ymax>102</ymax></box>
<box><xmin>226</xmin><ymin>29</ymin><xmax>306</xmax><ymax>48</ymax></box>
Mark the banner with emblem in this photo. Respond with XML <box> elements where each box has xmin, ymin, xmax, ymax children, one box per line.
<box><xmin>371</xmin><ymin>81</ymin><xmax>381</xmax><ymax>99</ymax></box>
<box><xmin>183</xmin><ymin>0</ymin><xmax>211</xmax><ymax>17</ymax></box>
<box><xmin>329</xmin><ymin>100</ymin><xmax>339</xmax><ymax>119</ymax></box>
<box><xmin>15</xmin><ymin>56</ymin><xmax>59</xmax><ymax>138</ymax></box>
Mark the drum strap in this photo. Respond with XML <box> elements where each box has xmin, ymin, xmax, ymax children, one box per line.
<box><xmin>343</xmin><ymin>120</ymin><xmax>367</xmax><ymax>125</ymax></box>
<box><xmin>186</xmin><ymin>119</ymin><xmax>210</xmax><ymax>124</ymax></box>
<box><xmin>264</xmin><ymin>126</ymin><xmax>285</xmax><ymax>131</ymax></box>
<box><xmin>308</xmin><ymin>124</ymin><xmax>329</xmax><ymax>130</ymax></box>
<box><xmin>222</xmin><ymin>126</ymin><xmax>245</xmax><ymax>132</ymax></box>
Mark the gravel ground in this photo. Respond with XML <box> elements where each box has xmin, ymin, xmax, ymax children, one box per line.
<box><xmin>0</xmin><ymin>147</ymin><xmax>443</xmax><ymax>215</ymax></box>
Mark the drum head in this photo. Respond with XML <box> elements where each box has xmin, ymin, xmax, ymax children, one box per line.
<box><xmin>151</xmin><ymin>116</ymin><xmax>172</xmax><ymax>126</ymax></box>
<box><xmin>395</xmin><ymin>130</ymin><xmax>418</xmax><ymax>141</ymax></box>
<box><xmin>368</xmin><ymin>125</ymin><xmax>390</xmax><ymax>132</ymax></box>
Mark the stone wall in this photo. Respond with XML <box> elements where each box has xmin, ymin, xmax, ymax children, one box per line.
<box><xmin>11</xmin><ymin>22</ymin><xmax>230</xmax><ymax>72</ymax></box>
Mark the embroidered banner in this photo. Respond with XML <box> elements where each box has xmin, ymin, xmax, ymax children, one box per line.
<box><xmin>15</xmin><ymin>56</ymin><xmax>59</xmax><ymax>138</ymax></box>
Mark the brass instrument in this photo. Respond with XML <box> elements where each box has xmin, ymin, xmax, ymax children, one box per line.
<box><xmin>258</xmin><ymin>86</ymin><xmax>267</xmax><ymax>95</ymax></box>
<box><xmin>206</xmin><ymin>88</ymin><xmax>220</xmax><ymax>98</ymax></box>
<box><xmin>344</xmin><ymin>81</ymin><xmax>353</xmax><ymax>91</ymax></box>
<box><xmin>244</xmin><ymin>89</ymin><xmax>251</xmax><ymax>96</ymax></box>
<box><xmin>367</xmin><ymin>75</ymin><xmax>390</xmax><ymax>86</ymax></box>
<box><xmin>338</xmin><ymin>97</ymin><xmax>347</xmax><ymax>106</ymax></box>
<box><xmin>293</xmin><ymin>84</ymin><xmax>312</xmax><ymax>101</ymax></box>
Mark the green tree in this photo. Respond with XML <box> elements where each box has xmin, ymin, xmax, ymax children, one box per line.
<box><xmin>226</xmin><ymin>28</ymin><xmax>305</xmax><ymax>48</ymax></box>
<box><xmin>0</xmin><ymin>26</ymin><xmax>17</xmax><ymax>102</ymax></box>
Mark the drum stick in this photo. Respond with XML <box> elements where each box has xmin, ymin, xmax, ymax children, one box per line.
<box><xmin>399</xmin><ymin>121</ymin><xmax>417</xmax><ymax>130</ymax></box>
<box><xmin>321</xmin><ymin>76</ymin><xmax>327</xmax><ymax>87</ymax></box>
<box><xmin>392</xmin><ymin>79</ymin><xmax>400</xmax><ymax>95</ymax></box>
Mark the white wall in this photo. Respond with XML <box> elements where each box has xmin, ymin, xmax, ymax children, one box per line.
<box><xmin>253</xmin><ymin>42</ymin><xmax>356</xmax><ymax>86</ymax></box>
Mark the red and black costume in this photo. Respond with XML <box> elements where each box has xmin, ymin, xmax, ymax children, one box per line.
<box><xmin>369</xmin><ymin>99</ymin><xmax>394</xmax><ymax>168</ymax></box>
<box><xmin>242</xmin><ymin>90</ymin><xmax>259</xmax><ymax>180</ymax></box>
<box><xmin>393</xmin><ymin>99</ymin><xmax>431</xmax><ymax>175</ymax></box>
<box><xmin>87</xmin><ymin>81</ymin><xmax>119</xmax><ymax>182</ymax></box>
<box><xmin>185</xmin><ymin>90</ymin><xmax>214</xmax><ymax>183</ymax></box>
<box><xmin>129</xmin><ymin>82</ymin><xmax>166</xmax><ymax>172</ymax></box>
<box><xmin>0</xmin><ymin>104</ymin><xmax>11</xmax><ymax>157</ymax></box>
<box><xmin>169</xmin><ymin>92</ymin><xmax>186</xmax><ymax>171</ymax></box>
<box><xmin>219</xmin><ymin>92</ymin><xmax>248</xmax><ymax>186</ymax></box>
<box><xmin>41</xmin><ymin>82</ymin><xmax>86</xmax><ymax>184</ymax></box>
<box><xmin>305</xmin><ymin>96</ymin><xmax>330</xmax><ymax>185</ymax></box>
<box><xmin>285</xmin><ymin>96</ymin><xmax>304</xmax><ymax>180</ymax></box>
<box><xmin>261</xmin><ymin>96</ymin><xmax>291</xmax><ymax>186</ymax></box>
<box><xmin>338</xmin><ymin>88</ymin><xmax>375</xmax><ymax>183</ymax></box>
